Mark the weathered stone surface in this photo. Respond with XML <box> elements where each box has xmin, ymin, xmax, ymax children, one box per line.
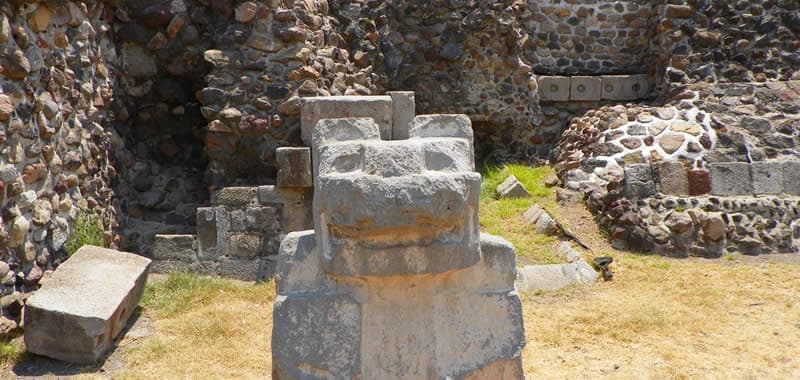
<box><xmin>516</xmin><ymin>261</ymin><xmax>596</xmax><ymax>292</ymax></box>
<box><xmin>152</xmin><ymin>235</ymin><xmax>196</xmax><ymax>262</ymax></box>
<box><xmin>751</xmin><ymin>161</ymin><xmax>784</xmax><ymax>195</ymax></box>
<box><xmin>300</xmin><ymin>96</ymin><xmax>392</xmax><ymax>145</ymax></box>
<box><xmin>656</xmin><ymin>161</ymin><xmax>689</xmax><ymax>195</ymax></box>
<box><xmin>276</xmin><ymin>147</ymin><xmax>312</xmax><ymax>188</ymax></box>
<box><xmin>538</xmin><ymin>76</ymin><xmax>570</xmax><ymax>101</ymax></box>
<box><xmin>389</xmin><ymin>91</ymin><xmax>416</xmax><ymax>140</ymax></box>
<box><xmin>196</xmin><ymin>207</ymin><xmax>227</xmax><ymax>260</ymax></box>
<box><xmin>625</xmin><ymin>164</ymin><xmax>655</xmax><ymax>199</ymax></box>
<box><xmin>570</xmin><ymin>76</ymin><xmax>601</xmax><ymax>101</ymax></box>
<box><xmin>272</xmin><ymin>292</ymin><xmax>362</xmax><ymax>378</ymax></box>
<box><xmin>601</xmin><ymin>75</ymin><xmax>640</xmax><ymax>100</ymax></box>
<box><xmin>24</xmin><ymin>246</ymin><xmax>151</xmax><ymax>364</ymax></box>
<box><xmin>258</xmin><ymin>186</ymin><xmax>313</xmax><ymax>232</ymax></box>
<box><xmin>274</xmin><ymin>114</ymin><xmax>524</xmax><ymax>378</ymax></box>
<box><xmin>688</xmin><ymin>169</ymin><xmax>711</xmax><ymax>195</ymax></box>
<box><xmin>709</xmin><ymin>163</ymin><xmax>752</xmax><ymax>195</ymax></box>
<box><xmin>408</xmin><ymin>114</ymin><xmax>474</xmax><ymax>140</ymax></box>
<box><xmin>784</xmin><ymin>161</ymin><xmax>800</xmax><ymax>195</ymax></box>
<box><xmin>497</xmin><ymin>175</ymin><xmax>530</xmax><ymax>198</ymax></box>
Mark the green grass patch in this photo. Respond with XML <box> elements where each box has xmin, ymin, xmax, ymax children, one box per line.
<box><xmin>64</xmin><ymin>211</ymin><xmax>105</xmax><ymax>256</ymax></box>
<box><xmin>478</xmin><ymin>164</ymin><xmax>560</xmax><ymax>264</ymax></box>
<box><xmin>0</xmin><ymin>339</ymin><xmax>25</xmax><ymax>366</ymax></box>
<box><xmin>141</xmin><ymin>273</ymin><xmax>272</xmax><ymax>319</ymax></box>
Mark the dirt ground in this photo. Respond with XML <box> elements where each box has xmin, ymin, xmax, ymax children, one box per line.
<box><xmin>3</xmin><ymin>206</ymin><xmax>799</xmax><ymax>379</ymax></box>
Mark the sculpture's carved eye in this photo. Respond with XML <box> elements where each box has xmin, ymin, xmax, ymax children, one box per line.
<box><xmin>424</xmin><ymin>140</ymin><xmax>473</xmax><ymax>172</ymax></box>
<box><xmin>318</xmin><ymin>144</ymin><xmax>364</xmax><ymax>175</ymax></box>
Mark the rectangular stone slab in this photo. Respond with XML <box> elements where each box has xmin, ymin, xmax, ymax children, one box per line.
<box><xmin>24</xmin><ymin>245</ymin><xmax>151</xmax><ymax>364</ymax></box>
<box><xmin>537</xmin><ymin>76</ymin><xmax>570</xmax><ymax>101</ymax></box>
<box><xmin>300</xmin><ymin>96</ymin><xmax>392</xmax><ymax>146</ymax></box>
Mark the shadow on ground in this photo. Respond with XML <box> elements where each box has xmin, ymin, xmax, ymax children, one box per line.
<box><xmin>9</xmin><ymin>307</ymin><xmax>152</xmax><ymax>378</ymax></box>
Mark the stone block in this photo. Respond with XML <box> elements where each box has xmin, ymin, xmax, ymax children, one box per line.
<box><xmin>210</xmin><ymin>187</ymin><xmax>257</xmax><ymax>208</ymax></box>
<box><xmin>316</xmin><ymin>172</ymin><xmax>482</xmax><ymax>276</ymax></box>
<box><xmin>272</xmin><ymin>292</ymin><xmax>362</xmax><ymax>379</ymax></box>
<box><xmin>220</xmin><ymin>257</ymin><xmax>262</xmax><ymax>281</ymax></box>
<box><xmin>751</xmin><ymin>161</ymin><xmax>784</xmax><ymax>195</ymax></box>
<box><xmin>257</xmin><ymin>186</ymin><xmax>313</xmax><ymax>232</ymax></box>
<box><xmin>496</xmin><ymin>175</ymin><xmax>530</xmax><ymax>198</ymax></box>
<box><xmin>688</xmin><ymin>169</ymin><xmax>711</xmax><ymax>195</ymax></box>
<box><xmin>408</xmin><ymin>114</ymin><xmax>473</xmax><ymax>141</ymax></box>
<box><xmin>196</xmin><ymin>207</ymin><xmax>228</xmax><ymax>260</ymax></box>
<box><xmin>24</xmin><ymin>246</ymin><xmax>151</xmax><ymax>364</ymax></box>
<box><xmin>624</xmin><ymin>164</ymin><xmax>656</xmax><ymax>199</ymax></box>
<box><xmin>655</xmin><ymin>161</ymin><xmax>689</xmax><ymax>195</ymax></box>
<box><xmin>311</xmin><ymin>117</ymin><xmax>381</xmax><ymax>177</ymax></box>
<box><xmin>601</xmin><ymin>75</ymin><xmax>641</xmax><ymax>100</ymax></box>
<box><xmin>389</xmin><ymin>91</ymin><xmax>416</xmax><ymax>140</ymax></box>
<box><xmin>245</xmin><ymin>206</ymin><xmax>280</xmax><ymax>233</ymax></box>
<box><xmin>634</xmin><ymin>74</ymin><xmax>653</xmax><ymax>98</ymax></box>
<box><xmin>151</xmin><ymin>234</ymin><xmax>196</xmax><ymax>262</ymax></box>
<box><xmin>300</xmin><ymin>95</ymin><xmax>392</xmax><ymax>146</ymax></box>
<box><xmin>431</xmin><ymin>290</ymin><xmax>525</xmax><ymax>378</ymax></box>
<box><xmin>275</xmin><ymin>231</ymin><xmax>326</xmax><ymax>294</ymax></box>
<box><xmin>784</xmin><ymin>161</ymin><xmax>800</xmax><ymax>195</ymax></box>
<box><xmin>709</xmin><ymin>163</ymin><xmax>752</xmax><ymax>195</ymax></box>
<box><xmin>226</xmin><ymin>233</ymin><xmax>262</xmax><ymax>258</ymax></box>
<box><xmin>537</xmin><ymin>76</ymin><xmax>570</xmax><ymax>101</ymax></box>
<box><xmin>275</xmin><ymin>147</ymin><xmax>312</xmax><ymax>188</ymax></box>
<box><xmin>570</xmin><ymin>76</ymin><xmax>602</xmax><ymax>101</ymax></box>
<box><xmin>516</xmin><ymin>262</ymin><xmax>597</xmax><ymax>292</ymax></box>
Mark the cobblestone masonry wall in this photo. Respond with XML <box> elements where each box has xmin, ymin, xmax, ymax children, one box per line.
<box><xmin>1</xmin><ymin>0</ymin><xmax>799</xmax><ymax>296</ymax></box>
<box><xmin>0</xmin><ymin>2</ymin><xmax>118</xmax><ymax>304</ymax></box>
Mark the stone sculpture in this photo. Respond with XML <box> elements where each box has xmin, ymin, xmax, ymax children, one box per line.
<box><xmin>271</xmin><ymin>115</ymin><xmax>525</xmax><ymax>379</ymax></box>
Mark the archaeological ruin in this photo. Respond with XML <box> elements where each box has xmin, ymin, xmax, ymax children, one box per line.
<box><xmin>0</xmin><ymin>0</ymin><xmax>798</xmax><ymax>374</ymax></box>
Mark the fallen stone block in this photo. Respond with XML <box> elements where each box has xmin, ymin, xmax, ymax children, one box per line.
<box><xmin>515</xmin><ymin>261</ymin><xmax>596</xmax><ymax>292</ymax></box>
<box><xmin>275</xmin><ymin>147</ymin><xmax>312</xmax><ymax>188</ymax></box>
<box><xmin>570</xmin><ymin>76</ymin><xmax>602</xmax><ymax>101</ymax></box>
<box><xmin>709</xmin><ymin>162</ymin><xmax>752</xmax><ymax>195</ymax></box>
<box><xmin>497</xmin><ymin>175</ymin><xmax>531</xmax><ymax>198</ymax></box>
<box><xmin>389</xmin><ymin>91</ymin><xmax>415</xmax><ymax>140</ymax></box>
<box><xmin>24</xmin><ymin>246</ymin><xmax>151</xmax><ymax>364</ymax></box>
<box><xmin>300</xmin><ymin>95</ymin><xmax>392</xmax><ymax>145</ymax></box>
<box><xmin>537</xmin><ymin>76</ymin><xmax>570</xmax><ymax>101</ymax></box>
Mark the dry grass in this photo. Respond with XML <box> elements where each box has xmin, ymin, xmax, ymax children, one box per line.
<box><xmin>117</xmin><ymin>273</ymin><xmax>276</xmax><ymax>379</ymax></box>
<box><xmin>110</xmin><ymin>256</ymin><xmax>800</xmax><ymax>379</ymax></box>
<box><xmin>521</xmin><ymin>253</ymin><xmax>800</xmax><ymax>378</ymax></box>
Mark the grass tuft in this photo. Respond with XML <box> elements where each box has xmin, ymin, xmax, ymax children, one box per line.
<box><xmin>141</xmin><ymin>272</ymin><xmax>272</xmax><ymax>319</ymax></box>
<box><xmin>0</xmin><ymin>339</ymin><xmax>25</xmax><ymax>366</ymax></box>
<box><xmin>64</xmin><ymin>211</ymin><xmax>105</xmax><ymax>256</ymax></box>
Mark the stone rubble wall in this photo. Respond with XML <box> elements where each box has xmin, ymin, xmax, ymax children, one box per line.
<box><xmin>653</xmin><ymin>0</ymin><xmax>800</xmax><ymax>85</ymax></box>
<box><xmin>0</xmin><ymin>1</ymin><xmax>118</xmax><ymax>299</ymax></box>
<box><xmin>520</xmin><ymin>0</ymin><xmax>655</xmax><ymax>76</ymax></box>
<box><xmin>554</xmin><ymin>81</ymin><xmax>800</xmax><ymax>257</ymax></box>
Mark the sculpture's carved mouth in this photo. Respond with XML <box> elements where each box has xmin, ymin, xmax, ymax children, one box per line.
<box><xmin>328</xmin><ymin>219</ymin><xmax>466</xmax><ymax>249</ymax></box>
